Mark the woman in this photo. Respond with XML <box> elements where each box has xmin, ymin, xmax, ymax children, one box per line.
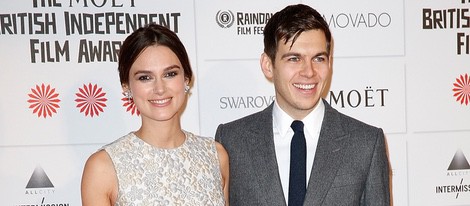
<box><xmin>81</xmin><ymin>23</ymin><xmax>229</xmax><ymax>205</ymax></box>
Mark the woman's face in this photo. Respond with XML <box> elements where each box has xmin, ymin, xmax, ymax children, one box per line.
<box><xmin>125</xmin><ymin>45</ymin><xmax>188</xmax><ymax>123</ymax></box>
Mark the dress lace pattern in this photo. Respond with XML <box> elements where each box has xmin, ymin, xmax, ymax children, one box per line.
<box><xmin>103</xmin><ymin>131</ymin><xmax>225</xmax><ymax>205</ymax></box>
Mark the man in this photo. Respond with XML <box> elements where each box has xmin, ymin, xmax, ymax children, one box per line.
<box><xmin>215</xmin><ymin>4</ymin><xmax>390</xmax><ymax>206</ymax></box>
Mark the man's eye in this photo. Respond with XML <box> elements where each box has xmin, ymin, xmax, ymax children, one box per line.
<box><xmin>314</xmin><ymin>56</ymin><xmax>326</xmax><ymax>62</ymax></box>
<box><xmin>288</xmin><ymin>57</ymin><xmax>300</xmax><ymax>62</ymax></box>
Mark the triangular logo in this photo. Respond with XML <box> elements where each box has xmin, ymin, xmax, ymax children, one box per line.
<box><xmin>25</xmin><ymin>166</ymin><xmax>54</xmax><ymax>189</ymax></box>
<box><xmin>448</xmin><ymin>149</ymin><xmax>470</xmax><ymax>170</ymax></box>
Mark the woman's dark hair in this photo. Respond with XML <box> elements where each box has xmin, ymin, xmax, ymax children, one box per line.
<box><xmin>118</xmin><ymin>23</ymin><xmax>193</xmax><ymax>85</ymax></box>
<box><xmin>263</xmin><ymin>4</ymin><xmax>332</xmax><ymax>62</ymax></box>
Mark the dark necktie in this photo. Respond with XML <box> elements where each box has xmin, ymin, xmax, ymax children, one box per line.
<box><xmin>288</xmin><ymin>120</ymin><xmax>306</xmax><ymax>206</ymax></box>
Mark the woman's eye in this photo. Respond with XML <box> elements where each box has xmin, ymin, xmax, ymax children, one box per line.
<box><xmin>138</xmin><ymin>75</ymin><xmax>152</xmax><ymax>81</ymax></box>
<box><xmin>164</xmin><ymin>71</ymin><xmax>178</xmax><ymax>78</ymax></box>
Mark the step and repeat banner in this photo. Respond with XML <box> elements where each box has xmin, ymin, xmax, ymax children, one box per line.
<box><xmin>1</xmin><ymin>0</ymin><xmax>469</xmax><ymax>205</ymax></box>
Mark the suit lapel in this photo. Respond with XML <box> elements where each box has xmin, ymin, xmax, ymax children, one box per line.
<box><xmin>246</xmin><ymin>104</ymin><xmax>287</xmax><ymax>206</ymax></box>
<box><xmin>305</xmin><ymin>100</ymin><xmax>349</xmax><ymax>205</ymax></box>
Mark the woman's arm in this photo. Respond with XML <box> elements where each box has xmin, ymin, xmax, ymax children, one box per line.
<box><xmin>81</xmin><ymin>150</ymin><xmax>118</xmax><ymax>206</ymax></box>
<box><xmin>215</xmin><ymin>142</ymin><xmax>230</xmax><ymax>206</ymax></box>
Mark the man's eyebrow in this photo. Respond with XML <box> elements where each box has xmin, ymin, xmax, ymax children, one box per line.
<box><xmin>280</xmin><ymin>51</ymin><xmax>329</xmax><ymax>59</ymax></box>
<box><xmin>280</xmin><ymin>52</ymin><xmax>301</xmax><ymax>59</ymax></box>
<box><xmin>315</xmin><ymin>51</ymin><xmax>330</xmax><ymax>57</ymax></box>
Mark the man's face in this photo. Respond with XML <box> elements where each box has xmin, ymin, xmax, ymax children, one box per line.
<box><xmin>262</xmin><ymin>29</ymin><xmax>331</xmax><ymax>120</ymax></box>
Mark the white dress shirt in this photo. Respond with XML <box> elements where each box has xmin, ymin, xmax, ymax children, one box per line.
<box><xmin>272</xmin><ymin>100</ymin><xmax>325</xmax><ymax>203</ymax></box>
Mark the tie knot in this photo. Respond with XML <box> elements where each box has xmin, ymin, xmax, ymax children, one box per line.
<box><xmin>291</xmin><ymin>120</ymin><xmax>304</xmax><ymax>133</ymax></box>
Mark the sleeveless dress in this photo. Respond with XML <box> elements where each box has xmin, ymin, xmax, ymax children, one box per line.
<box><xmin>103</xmin><ymin>131</ymin><xmax>225</xmax><ymax>206</ymax></box>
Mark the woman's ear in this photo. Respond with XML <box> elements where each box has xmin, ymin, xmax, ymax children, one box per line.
<box><xmin>121</xmin><ymin>84</ymin><xmax>129</xmax><ymax>92</ymax></box>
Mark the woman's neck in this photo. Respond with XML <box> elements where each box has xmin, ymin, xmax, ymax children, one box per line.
<box><xmin>135</xmin><ymin>118</ymin><xmax>186</xmax><ymax>148</ymax></box>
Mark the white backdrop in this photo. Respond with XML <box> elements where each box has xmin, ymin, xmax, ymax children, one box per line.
<box><xmin>1</xmin><ymin>0</ymin><xmax>470</xmax><ymax>205</ymax></box>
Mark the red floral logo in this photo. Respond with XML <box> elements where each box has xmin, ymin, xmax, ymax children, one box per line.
<box><xmin>122</xmin><ymin>95</ymin><xmax>140</xmax><ymax>116</ymax></box>
<box><xmin>453</xmin><ymin>73</ymin><xmax>470</xmax><ymax>106</ymax></box>
<box><xmin>27</xmin><ymin>84</ymin><xmax>61</xmax><ymax>118</ymax></box>
<box><xmin>75</xmin><ymin>83</ymin><xmax>107</xmax><ymax>117</ymax></box>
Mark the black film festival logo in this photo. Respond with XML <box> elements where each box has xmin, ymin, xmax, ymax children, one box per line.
<box><xmin>436</xmin><ymin>149</ymin><xmax>470</xmax><ymax>199</ymax></box>
<box><xmin>25</xmin><ymin>165</ymin><xmax>54</xmax><ymax>194</ymax></box>
<box><xmin>22</xmin><ymin>165</ymin><xmax>71</xmax><ymax>205</ymax></box>
<box><xmin>448</xmin><ymin>149</ymin><xmax>470</xmax><ymax>171</ymax></box>
<box><xmin>216</xmin><ymin>10</ymin><xmax>235</xmax><ymax>28</ymax></box>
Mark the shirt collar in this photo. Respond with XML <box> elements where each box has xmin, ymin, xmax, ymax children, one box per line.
<box><xmin>273</xmin><ymin>100</ymin><xmax>325</xmax><ymax>137</ymax></box>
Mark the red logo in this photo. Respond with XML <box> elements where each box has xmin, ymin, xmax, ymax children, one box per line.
<box><xmin>75</xmin><ymin>83</ymin><xmax>107</xmax><ymax>117</ymax></box>
<box><xmin>122</xmin><ymin>95</ymin><xmax>140</xmax><ymax>116</ymax></box>
<box><xmin>27</xmin><ymin>84</ymin><xmax>61</xmax><ymax>118</ymax></box>
<box><xmin>452</xmin><ymin>73</ymin><xmax>470</xmax><ymax>105</ymax></box>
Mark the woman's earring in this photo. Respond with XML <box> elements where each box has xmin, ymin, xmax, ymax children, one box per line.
<box><xmin>184</xmin><ymin>85</ymin><xmax>190</xmax><ymax>93</ymax></box>
<box><xmin>124</xmin><ymin>91</ymin><xmax>133</xmax><ymax>102</ymax></box>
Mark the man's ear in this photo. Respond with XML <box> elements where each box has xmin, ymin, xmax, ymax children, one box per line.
<box><xmin>260</xmin><ymin>53</ymin><xmax>274</xmax><ymax>80</ymax></box>
<box><xmin>329</xmin><ymin>37</ymin><xmax>335</xmax><ymax>69</ymax></box>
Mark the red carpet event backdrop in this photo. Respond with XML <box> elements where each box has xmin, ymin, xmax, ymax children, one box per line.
<box><xmin>1</xmin><ymin>0</ymin><xmax>469</xmax><ymax>205</ymax></box>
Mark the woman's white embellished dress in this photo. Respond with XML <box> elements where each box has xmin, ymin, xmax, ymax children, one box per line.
<box><xmin>103</xmin><ymin>131</ymin><xmax>225</xmax><ymax>205</ymax></box>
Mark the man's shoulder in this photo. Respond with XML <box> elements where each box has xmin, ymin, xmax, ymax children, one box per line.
<box><xmin>221</xmin><ymin>106</ymin><xmax>271</xmax><ymax>128</ymax></box>
<box><xmin>324</xmin><ymin>101</ymin><xmax>381</xmax><ymax>132</ymax></box>
<box><xmin>215</xmin><ymin>104</ymin><xmax>273</xmax><ymax>138</ymax></box>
